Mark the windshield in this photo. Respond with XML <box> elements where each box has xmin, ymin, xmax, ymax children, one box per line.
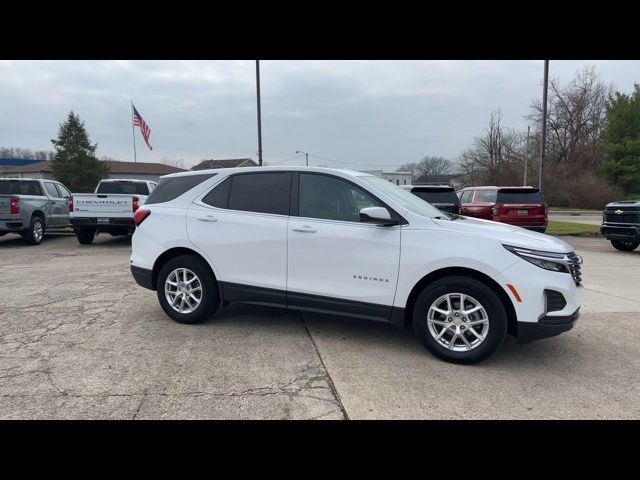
<box><xmin>360</xmin><ymin>176</ymin><xmax>446</xmax><ymax>218</ymax></box>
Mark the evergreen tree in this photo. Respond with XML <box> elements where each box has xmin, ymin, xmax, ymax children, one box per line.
<box><xmin>50</xmin><ymin>111</ymin><xmax>109</xmax><ymax>192</ymax></box>
<box><xmin>603</xmin><ymin>84</ymin><xmax>640</xmax><ymax>194</ymax></box>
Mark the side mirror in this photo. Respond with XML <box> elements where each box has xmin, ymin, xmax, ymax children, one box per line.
<box><xmin>359</xmin><ymin>206</ymin><xmax>399</xmax><ymax>226</ymax></box>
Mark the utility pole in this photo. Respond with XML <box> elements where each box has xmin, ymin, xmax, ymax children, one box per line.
<box><xmin>255</xmin><ymin>60</ymin><xmax>263</xmax><ymax>166</ymax></box>
<box><xmin>539</xmin><ymin>60</ymin><xmax>549</xmax><ymax>192</ymax></box>
<box><xmin>524</xmin><ymin>125</ymin><xmax>530</xmax><ymax>186</ymax></box>
<box><xmin>296</xmin><ymin>150</ymin><xmax>309</xmax><ymax>166</ymax></box>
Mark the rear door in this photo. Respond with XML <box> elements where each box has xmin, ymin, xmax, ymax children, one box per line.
<box><xmin>187</xmin><ymin>172</ymin><xmax>291</xmax><ymax>305</ymax></box>
<box><xmin>471</xmin><ymin>190</ymin><xmax>496</xmax><ymax>220</ymax></box>
<box><xmin>43</xmin><ymin>181</ymin><xmax>67</xmax><ymax>226</ymax></box>
<box><xmin>459</xmin><ymin>190</ymin><xmax>475</xmax><ymax>216</ymax></box>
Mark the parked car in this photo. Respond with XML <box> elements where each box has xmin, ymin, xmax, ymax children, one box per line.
<box><xmin>129</xmin><ymin>167</ymin><xmax>582</xmax><ymax>365</ymax></box>
<box><xmin>458</xmin><ymin>186</ymin><xmax>548</xmax><ymax>232</ymax></box>
<box><xmin>401</xmin><ymin>185</ymin><xmax>461</xmax><ymax>214</ymax></box>
<box><xmin>0</xmin><ymin>178</ymin><xmax>71</xmax><ymax>245</ymax></box>
<box><xmin>69</xmin><ymin>179</ymin><xmax>157</xmax><ymax>244</ymax></box>
<box><xmin>600</xmin><ymin>199</ymin><xmax>640</xmax><ymax>251</ymax></box>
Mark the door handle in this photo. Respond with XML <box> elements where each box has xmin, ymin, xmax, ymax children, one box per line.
<box><xmin>292</xmin><ymin>226</ymin><xmax>316</xmax><ymax>233</ymax></box>
<box><xmin>197</xmin><ymin>215</ymin><xmax>218</xmax><ymax>223</ymax></box>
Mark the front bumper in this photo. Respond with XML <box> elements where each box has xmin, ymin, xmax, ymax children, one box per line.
<box><xmin>517</xmin><ymin>307</ymin><xmax>580</xmax><ymax>343</ymax></box>
<box><xmin>600</xmin><ymin>223</ymin><xmax>640</xmax><ymax>242</ymax></box>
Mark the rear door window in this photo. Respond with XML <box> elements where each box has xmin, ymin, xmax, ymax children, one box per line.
<box><xmin>44</xmin><ymin>182</ymin><xmax>60</xmax><ymax>197</ymax></box>
<box><xmin>476</xmin><ymin>190</ymin><xmax>497</xmax><ymax>203</ymax></box>
<box><xmin>496</xmin><ymin>189</ymin><xmax>544</xmax><ymax>203</ymax></box>
<box><xmin>460</xmin><ymin>190</ymin><xmax>473</xmax><ymax>203</ymax></box>
<box><xmin>202</xmin><ymin>177</ymin><xmax>232</xmax><ymax>209</ymax></box>
<box><xmin>227</xmin><ymin>172</ymin><xmax>291</xmax><ymax>215</ymax></box>
<box><xmin>55</xmin><ymin>184</ymin><xmax>71</xmax><ymax>198</ymax></box>
<box><xmin>145</xmin><ymin>174</ymin><xmax>217</xmax><ymax>205</ymax></box>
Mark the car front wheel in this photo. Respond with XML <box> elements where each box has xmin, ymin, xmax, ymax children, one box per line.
<box><xmin>413</xmin><ymin>276</ymin><xmax>508</xmax><ymax>364</ymax></box>
<box><xmin>611</xmin><ymin>240</ymin><xmax>640</xmax><ymax>251</ymax></box>
<box><xmin>156</xmin><ymin>255</ymin><xmax>219</xmax><ymax>324</ymax></box>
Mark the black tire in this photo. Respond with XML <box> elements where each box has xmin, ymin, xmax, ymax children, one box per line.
<box><xmin>611</xmin><ymin>240</ymin><xmax>639</xmax><ymax>251</ymax></box>
<box><xmin>76</xmin><ymin>227</ymin><xmax>96</xmax><ymax>245</ymax></box>
<box><xmin>156</xmin><ymin>255</ymin><xmax>219</xmax><ymax>324</ymax></box>
<box><xmin>24</xmin><ymin>215</ymin><xmax>45</xmax><ymax>245</ymax></box>
<box><xmin>412</xmin><ymin>276</ymin><xmax>508</xmax><ymax>364</ymax></box>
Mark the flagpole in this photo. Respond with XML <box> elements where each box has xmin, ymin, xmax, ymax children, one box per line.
<box><xmin>131</xmin><ymin>100</ymin><xmax>137</xmax><ymax>163</ymax></box>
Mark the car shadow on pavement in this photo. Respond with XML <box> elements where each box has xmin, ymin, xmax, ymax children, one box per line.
<box><xmin>208</xmin><ymin>303</ymin><xmax>574</xmax><ymax>369</ymax></box>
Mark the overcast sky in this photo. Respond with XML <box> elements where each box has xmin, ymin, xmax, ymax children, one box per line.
<box><xmin>1</xmin><ymin>60</ymin><xmax>639</xmax><ymax>170</ymax></box>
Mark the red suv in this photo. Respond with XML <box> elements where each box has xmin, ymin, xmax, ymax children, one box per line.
<box><xmin>458</xmin><ymin>186</ymin><xmax>548</xmax><ymax>232</ymax></box>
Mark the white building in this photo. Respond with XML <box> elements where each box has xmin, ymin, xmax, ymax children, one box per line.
<box><xmin>361</xmin><ymin>170</ymin><xmax>412</xmax><ymax>186</ymax></box>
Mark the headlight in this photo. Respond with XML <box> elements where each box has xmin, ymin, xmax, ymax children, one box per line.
<box><xmin>503</xmin><ymin>244</ymin><xmax>570</xmax><ymax>274</ymax></box>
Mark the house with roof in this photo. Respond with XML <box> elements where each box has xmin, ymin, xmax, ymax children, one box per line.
<box><xmin>191</xmin><ymin>158</ymin><xmax>258</xmax><ymax>171</ymax></box>
<box><xmin>1</xmin><ymin>160</ymin><xmax>187</xmax><ymax>183</ymax></box>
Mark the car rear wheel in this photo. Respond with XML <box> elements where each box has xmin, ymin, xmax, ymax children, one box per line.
<box><xmin>413</xmin><ymin>276</ymin><xmax>508</xmax><ymax>364</ymax></box>
<box><xmin>24</xmin><ymin>215</ymin><xmax>45</xmax><ymax>245</ymax></box>
<box><xmin>611</xmin><ymin>240</ymin><xmax>640</xmax><ymax>251</ymax></box>
<box><xmin>76</xmin><ymin>227</ymin><xmax>96</xmax><ymax>245</ymax></box>
<box><xmin>156</xmin><ymin>255</ymin><xmax>219</xmax><ymax>324</ymax></box>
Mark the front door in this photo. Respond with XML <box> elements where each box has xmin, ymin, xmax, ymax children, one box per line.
<box><xmin>287</xmin><ymin>173</ymin><xmax>401</xmax><ymax>321</ymax></box>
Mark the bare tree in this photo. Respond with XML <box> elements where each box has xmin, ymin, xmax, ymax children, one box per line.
<box><xmin>457</xmin><ymin>109</ymin><xmax>525</xmax><ymax>186</ymax></box>
<box><xmin>527</xmin><ymin>66</ymin><xmax>612</xmax><ymax>172</ymax></box>
<box><xmin>398</xmin><ymin>156</ymin><xmax>451</xmax><ymax>181</ymax></box>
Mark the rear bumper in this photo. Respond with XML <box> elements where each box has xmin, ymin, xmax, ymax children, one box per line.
<box><xmin>0</xmin><ymin>219</ymin><xmax>24</xmax><ymax>231</ymax></box>
<box><xmin>131</xmin><ymin>265</ymin><xmax>154</xmax><ymax>290</ymax></box>
<box><xmin>71</xmin><ymin>217</ymin><xmax>135</xmax><ymax>228</ymax></box>
<box><xmin>600</xmin><ymin>224</ymin><xmax>640</xmax><ymax>241</ymax></box>
<box><xmin>517</xmin><ymin>308</ymin><xmax>580</xmax><ymax>343</ymax></box>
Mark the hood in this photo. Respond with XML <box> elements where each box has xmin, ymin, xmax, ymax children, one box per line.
<box><xmin>431</xmin><ymin>215</ymin><xmax>573</xmax><ymax>253</ymax></box>
<box><xmin>606</xmin><ymin>200</ymin><xmax>640</xmax><ymax>208</ymax></box>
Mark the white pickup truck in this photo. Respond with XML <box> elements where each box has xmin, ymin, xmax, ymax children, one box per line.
<box><xmin>69</xmin><ymin>179</ymin><xmax>157</xmax><ymax>244</ymax></box>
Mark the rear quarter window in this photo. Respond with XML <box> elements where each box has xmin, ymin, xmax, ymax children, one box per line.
<box><xmin>145</xmin><ymin>174</ymin><xmax>217</xmax><ymax>205</ymax></box>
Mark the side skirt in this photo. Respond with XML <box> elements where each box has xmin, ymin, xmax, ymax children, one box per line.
<box><xmin>219</xmin><ymin>281</ymin><xmax>401</xmax><ymax>326</ymax></box>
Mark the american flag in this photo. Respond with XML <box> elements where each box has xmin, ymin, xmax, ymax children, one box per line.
<box><xmin>132</xmin><ymin>104</ymin><xmax>153</xmax><ymax>150</ymax></box>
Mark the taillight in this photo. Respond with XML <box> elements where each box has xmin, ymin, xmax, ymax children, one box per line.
<box><xmin>68</xmin><ymin>195</ymin><xmax>74</xmax><ymax>212</ymax></box>
<box><xmin>10</xmin><ymin>196</ymin><xmax>19</xmax><ymax>215</ymax></box>
<box><xmin>134</xmin><ymin>209</ymin><xmax>150</xmax><ymax>227</ymax></box>
<box><xmin>132</xmin><ymin>196</ymin><xmax>140</xmax><ymax>212</ymax></box>
<box><xmin>491</xmin><ymin>205</ymin><xmax>498</xmax><ymax>216</ymax></box>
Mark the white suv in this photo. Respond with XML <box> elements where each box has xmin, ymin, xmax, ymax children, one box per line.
<box><xmin>130</xmin><ymin>167</ymin><xmax>583</xmax><ymax>364</ymax></box>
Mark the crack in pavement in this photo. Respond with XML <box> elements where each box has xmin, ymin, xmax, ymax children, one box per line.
<box><xmin>299</xmin><ymin>312</ymin><xmax>349</xmax><ymax>420</ymax></box>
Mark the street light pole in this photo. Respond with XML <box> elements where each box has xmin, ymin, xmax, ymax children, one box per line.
<box><xmin>539</xmin><ymin>60</ymin><xmax>549</xmax><ymax>192</ymax></box>
<box><xmin>255</xmin><ymin>60</ymin><xmax>263</xmax><ymax>167</ymax></box>
<box><xmin>296</xmin><ymin>150</ymin><xmax>309</xmax><ymax>166</ymax></box>
<box><xmin>524</xmin><ymin>125</ymin><xmax>530</xmax><ymax>186</ymax></box>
